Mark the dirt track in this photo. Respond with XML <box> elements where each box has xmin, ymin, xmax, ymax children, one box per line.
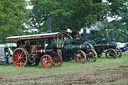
<box><xmin>40</xmin><ymin>65</ymin><xmax>128</xmax><ymax>85</ymax></box>
<box><xmin>0</xmin><ymin>63</ymin><xmax>128</xmax><ymax>85</ymax></box>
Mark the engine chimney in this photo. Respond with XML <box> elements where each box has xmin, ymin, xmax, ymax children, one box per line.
<box><xmin>111</xmin><ymin>29</ymin><xmax>115</xmax><ymax>41</ymax></box>
<box><xmin>83</xmin><ymin>28</ymin><xmax>87</xmax><ymax>41</ymax></box>
<box><xmin>47</xmin><ymin>17</ymin><xmax>52</xmax><ymax>33</ymax></box>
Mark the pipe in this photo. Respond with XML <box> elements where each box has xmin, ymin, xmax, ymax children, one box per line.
<box><xmin>111</xmin><ymin>29</ymin><xmax>115</xmax><ymax>41</ymax></box>
<box><xmin>31</xmin><ymin>49</ymin><xmax>53</xmax><ymax>54</ymax></box>
<box><xmin>83</xmin><ymin>28</ymin><xmax>87</xmax><ymax>41</ymax></box>
<box><xmin>47</xmin><ymin>17</ymin><xmax>52</xmax><ymax>33</ymax></box>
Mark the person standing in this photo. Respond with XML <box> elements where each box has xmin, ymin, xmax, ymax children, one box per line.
<box><xmin>4</xmin><ymin>46</ymin><xmax>13</xmax><ymax>65</ymax></box>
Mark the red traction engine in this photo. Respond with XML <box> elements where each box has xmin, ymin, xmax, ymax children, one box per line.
<box><xmin>5</xmin><ymin>32</ymin><xmax>69</xmax><ymax>68</ymax></box>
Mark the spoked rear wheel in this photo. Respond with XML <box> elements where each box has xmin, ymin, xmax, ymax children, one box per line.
<box><xmin>53</xmin><ymin>54</ymin><xmax>63</xmax><ymax>67</ymax></box>
<box><xmin>86</xmin><ymin>49</ymin><xmax>97</xmax><ymax>62</ymax></box>
<box><xmin>74</xmin><ymin>50</ymin><xmax>86</xmax><ymax>64</ymax></box>
<box><xmin>41</xmin><ymin>54</ymin><xmax>53</xmax><ymax>69</ymax></box>
<box><xmin>105</xmin><ymin>49</ymin><xmax>117</xmax><ymax>59</ymax></box>
<box><xmin>12</xmin><ymin>48</ymin><xmax>28</xmax><ymax>67</ymax></box>
<box><xmin>115</xmin><ymin>48</ymin><xmax>122</xmax><ymax>58</ymax></box>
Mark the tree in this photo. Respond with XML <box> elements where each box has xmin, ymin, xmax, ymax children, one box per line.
<box><xmin>106</xmin><ymin>0</ymin><xmax>128</xmax><ymax>42</ymax></box>
<box><xmin>30</xmin><ymin>0</ymin><xmax>109</xmax><ymax>32</ymax></box>
<box><xmin>0</xmin><ymin>0</ymin><xmax>29</xmax><ymax>43</ymax></box>
<box><xmin>30</xmin><ymin>0</ymin><xmax>128</xmax><ymax>42</ymax></box>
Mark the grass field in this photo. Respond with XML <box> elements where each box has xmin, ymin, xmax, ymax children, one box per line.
<box><xmin>0</xmin><ymin>54</ymin><xmax>128</xmax><ymax>85</ymax></box>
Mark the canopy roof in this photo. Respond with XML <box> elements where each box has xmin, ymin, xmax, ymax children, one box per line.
<box><xmin>6</xmin><ymin>32</ymin><xmax>60</xmax><ymax>41</ymax></box>
<box><xmin>6</xmin><ymin>32</ymin><xmax>72</xmax><ymax>41</ymax></box>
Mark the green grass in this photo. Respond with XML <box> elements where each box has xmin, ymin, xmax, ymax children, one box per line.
<box><xmin>0</xmin><ymin>54</ymin><xmax>128</xmax><ymax>74</ymax></box>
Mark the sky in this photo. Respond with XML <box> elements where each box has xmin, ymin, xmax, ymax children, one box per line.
<box><xmin>26</xmin><ymin>5</ymin><xmax>33</xmax><ymax>9</ymax></box>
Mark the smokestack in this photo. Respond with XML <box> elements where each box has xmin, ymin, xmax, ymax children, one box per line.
<box><xmin>83</xmin><ymin>28</ymin><xmax>87</xmax><ymax>41</ymax></box>
<box><xmin>111</xmin><ymin>29</ymin><xmax>115</xmax><ymax>41</ymax></box>
<box><xmin>47</xmin><ymin>17</ymin><xmax>52</xmax><ymax>33</ymax></box>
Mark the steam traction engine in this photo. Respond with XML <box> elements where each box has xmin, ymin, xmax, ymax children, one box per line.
<box><xmin>6</xmin><ymin>32</ymin><xmax>66</xmax><ymax>68</ymax></box>
<box><xmin>61</xmin><ymin>32</ymin><xmax>97</xmax><ymax>63</ymax></box>
<box><xmin>90</xmin><ymin>29</ymin><xmax>122</xmax><ymax>59</ymax></box>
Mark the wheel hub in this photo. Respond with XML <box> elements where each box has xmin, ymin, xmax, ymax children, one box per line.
<box><xmin>31</xmin><ymin>56</ymin><xmax>33</xmax><ymax>59</ymax></box>
<box><xmin>76</xmin><ymin>54</ymin><xmax>80</xmax><ymax>57</ymax></box>
<box><xmin>18</xmin><ymin>57</ymin><xmax>21</xmax><ymax>60</ymax></box>
<box><xmin>44</xmin><ymin>60</ymin><xmax>47</xmax><ymax>64</ymax></box>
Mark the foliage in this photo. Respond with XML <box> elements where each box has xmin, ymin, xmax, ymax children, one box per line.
<box><xmin>88</xmin><ymin>21</ymin><xmax>128</xmax><ymax>42</ymax></box>
<box><xmin>106</xmin><ymin>0</ymin><xmax>128</xmax><ymax>42</ymax></box>
<box><xmin>87</xmin><ymin>0</ymin><xmax>128</xmax><ymax>42</ymax></box>
<box><xmin>30</xmin><ymin>0</ymin><xmax>109</xmax><ymax>32</ymax></box>
<box><xmin>107</xmin><ymin>0</ymin><xmax>127</xmax><ymax>17</ymax></box>
<box><xmin>0</xmin><ymin>0</ymin><xmax>29</xmax><ymax>43</ymax></box>
<box><xmin>30</xmin><ymin>0</ymin><xmax>128</xmax><ymax>42</ymax></box>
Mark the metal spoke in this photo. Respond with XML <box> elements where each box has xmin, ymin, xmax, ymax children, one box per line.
<box><xmin>14</xmin><ymin>54</ymin><xmax>19</xmax><ymax>58</ymax></box>
<box><xmin>21</xmin><ymin>58</ymin><xmax>26</xmax><ymax>62</ymax></box>
<box><xmin>15</xmin><ymin>60</ymin><xmax>19</xmax><ymax>64</ymax></box>
<box><xmin>20</xmin><ymin>51</ymin><xmax>24</xmax><ymax>57</ymax></box>
<box><xmin>18</xmin><ymin>50</ymin><xmax>21</xmax><ymax>57</ymax></box>
<box><xmin>22</xmin><ymin>57</ymin><xmax>26</xmax><ymax>59</ymax></box>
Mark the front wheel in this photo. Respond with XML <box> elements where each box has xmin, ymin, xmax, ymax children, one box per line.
<box><xmin>53</xmin><ymin>54</ymin><xmax>63</xmax><ymax>67</ymax></box>
<box><xmin>74</xmin><ymin>50</ymin><xmax>86</xmax><ymax>64</ymax></box>
<box><xmin>86</xmin><ymin>49</ymin><xmax>97</xmax><ymax>62</ymax></box>
<box><xmin>40</xmin><ymin>54</ymin><xmax>53</xmax><ymax>69</ymax></box>
<box><xmin>115</xmin><ymin>48</ymin><xmax>122</xmax><ymax>58</ymax></box>
<box><xmin>105</xmin><ymin>49</ymin><xmax>117</xmax><ymax>59</ymax></box>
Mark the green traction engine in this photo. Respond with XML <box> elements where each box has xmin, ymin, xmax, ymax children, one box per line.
<box><xmin>61</xmin><ymin>32</ymin><xmax>97</xmax><ymax>63</ymax></box>
<box><xmin>89</xmin><ymin>29</ymin><xmax>122</xmax><ymax>59</ymax></box>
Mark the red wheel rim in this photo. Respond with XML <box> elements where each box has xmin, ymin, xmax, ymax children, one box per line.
<box><xmin>74</xmin><ymin>51</ymin><xmax>86</xmax><ymax>64</ymax></box>
<box><xmin>53</xmin><ymin>54</ymin><xmax>63</xmax><ymax>67</ymax></box>
<box><xmin>105</xmin><ymin>49</ymin><xmax>116</xmax><ymax>59</ymax></box>
<box><xmin>86</xmin><ymin>50</ymin><xmax>97</xmax><ymax>62</ymax></box>
<box><xmin>41</xmin><ymin>55</ymin><xmax>52</xmax><ymax>68</ymax></box>
<box><xmin>12</xmin><ymin>49</ymin><xmax>27</xmax><ymax>67</ymax></box>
